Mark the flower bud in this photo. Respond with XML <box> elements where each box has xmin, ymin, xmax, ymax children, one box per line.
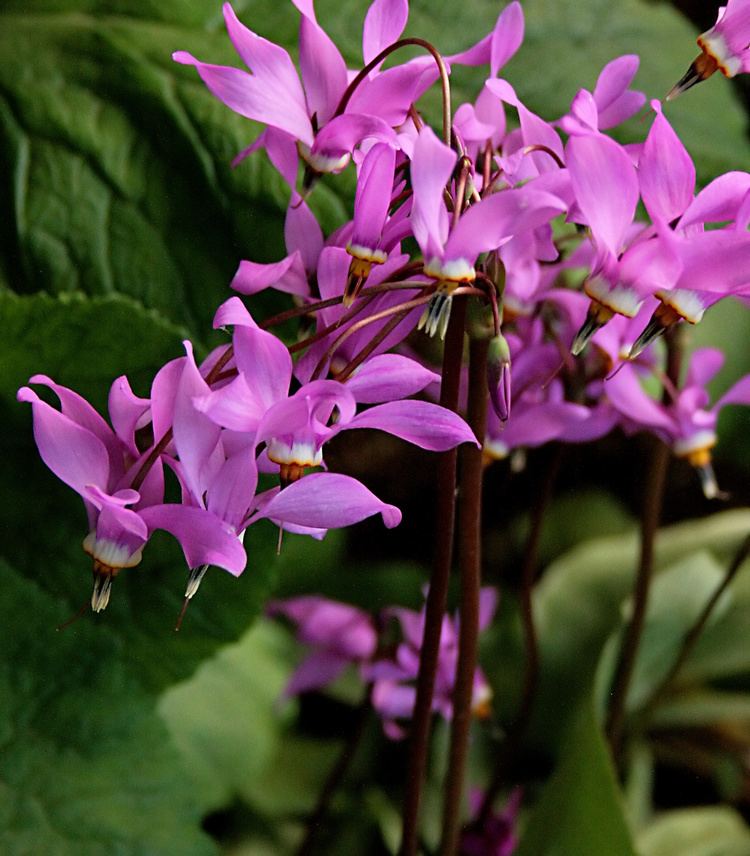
<box><xmin>487</xmin><ymin>334</ymin><xmax>512</xmax><ymax>421</ymax></box>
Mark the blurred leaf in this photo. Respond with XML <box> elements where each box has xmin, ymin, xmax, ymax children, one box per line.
<box><xmin>650</xmin><ymin>689</ymin><xmax>750</xmax><ymax>730</ymax></box>
<box><xmin>0</xmin><ymin>560</ymin><xmax>215</xmax><ymax>855</ymax></box>
<box><xmin>597</xmin><ymin>551</ymin><xmax>729</xmax><ymax>717</ymax></box>
<box><xmin>514</xmin><ymin>699</ymin><xmax>636</xmax><ymax>856</ymax></box>
<box><xmin>637</xmin><ymin>807</ymin><xmax>750</xmax><ymax>856</ymax></box>
<box><xmin>531</xmin><ymin>510</ymin><xmax>750</xmax><ymax>747</ymax></box>
<box><xmin>159</xmin><ymin>621</ymin><xmax>295</xmax><ymax>812</ymax></box>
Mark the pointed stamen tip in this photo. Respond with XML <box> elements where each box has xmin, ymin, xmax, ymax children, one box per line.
<box><xmin>666</xmin><ymin>57</ymin><xmax>709</xmax><ymax>101</ymax></box>
<box><xmin>90</xmin><ymin>574</ymin><xmax>113</xmax><ymax>613</ymax></box>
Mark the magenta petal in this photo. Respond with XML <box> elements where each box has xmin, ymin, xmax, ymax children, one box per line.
<box><xmin>18</xmin><ymin>387</ymin><xmax>110</xmax><ymax>496</ymax></box>
<box><xmin>150</xmin><ymin>357</ymin><xmax>186</xmax><ymax>446</ymax></box>
<box><xmin>285</xmin><ymin>199</ymin><xmax>323</xmax><ymax>272</ymax></box>
<box><xmin>410</xmin><ymin>126</ymin><xmax>456</xmax><ymax>258</ymax></box>
<box><xmin>108</xmin><ymin>375</ymin><xmax>150</xmax><ymax>454</ymax></box>
<box><xmin>372</xmin><ymin>680</ymin><xmax>415</xmax><ymax>719</ymax></box>
<box><xmin>345</xmin><ymin>400</ymin><xmax>479</xmax><ymax>450</ymax></box>
<box><xmin>363</xmin><ymin>0</ymin><xmax>408</xmax><ymax>64</ymax></box>
<box><xmin>679</xmin><ymin>171</ymin><xmax>750</xmax><ymax>230</ymax></box>
<box><xmin>253</xmin><ymin>472</ymin><xmax>402</xmax><ymax>529</ymax></box>
<box><xmin>197</xmin><ymin>373</ymin><xmax>270</xmax><ymax>434</ymax></box>
<box><xmin>298</xmin><ymin>14</ymin><xmax>348</xmax><ymax>124</ymax></box>
<box><xmin>347</xmin><ymin>64</ymin><xmax>427</xmax><ymax>126</ymax></box>
<box><xmin>233</xmin><ymin>127</ymin><xmax>300</xmax><ymax>187</ymax></box>
<box><xmin>565</xmin><ymin>132</ymin><xmax>638</xmax><ymax>257</ymax></box>
<box><xmin>173</xmin><ymin>52</ymin><xmax>314</xmax><ymax>145</ymax></box>
<box><xmin>213</xmin><ymin>296</ymin><xmax>258</xmax><ymax>329</ymax></box>
<box><xmin>207</xmin><ymin>450</ymin><xmax>259</xmax><ymax>532</ymax></box>
<box><xmin>345</xmin><ymin>355</ymin><xmax>440</xmax><ymax>403</ymax></box>
<box><xmin>83</xmin><ymin>485</ymin><xmax>148</xmax><ymax>539</ymax></box>
<box><xmin>639</xmin><ymin>101</ymin><xmax>695</xmax><ymax>224</ymax></box>
<box><xmin>444</xmin><ymin>188</ymin><xmax>564</xmax><ymax>262</ymax></box>
<box><xmin>313</xmin><ymin>113</ymin><xmax>396</xmax><ymax>158</ymax></box>
<box><xmin>231</xmin><ymin>252</ymin><xmax>309</xmax><ymax>297</ymax></box>
<box><xmin>352</xmin><ymin>143</ymin><xmax>396</xmax><ymax>250</ymax></box>
<box><xmin>715</xmin><ymin>374</ymin><xmax>750</xmax><ymax>410</ymax></box>
<box><xmin>140</xmin><ymin>504</ymin><xmax>247</xmax><ymax>574</ymax></box>
<box><xmin>233</xmin><ymin>325</ymin><xmax>293</xmax><ymax>410</ymax></box>
<box><xmin>605</xmin><ymin>366</ymin><xmax>676</xmax><ymax>432</ymax></box>
<box><xmin>478</xmin><ymin>587</ymin><xmax>499</xmax><ymax>631</ymax></box>
<box><xmin>686</xmin><ymin>348</ymin><xmax>725</xmax><ymax>389</ymax></box>
<box><xmin>284</xmin><ymin>650</ymin><xmax>350</xmax><ymax>697</ymax></box>
<box><xmin>490</xmin><ymin>1</ymin><xmax>524</xmax><ymax>76</ymax></box>
<box><xmin>270</xmin><ymin>596</ymin><xmax>377</xmax><ymax>656</ymax></box>
<box><xmin>593</xmin><ymin>55</ymin><xmax>645</xmax><ymax>128</ymax></box>
<box><xmin>173</xmin><ymin>343</ymin><xmax>222</xmax><ymax>502</ymax></box>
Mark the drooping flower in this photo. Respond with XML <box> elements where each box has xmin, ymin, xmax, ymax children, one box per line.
<box><xmin>460</xmin><ymin>788</ymin><xmax>521</xmax><ymax>856</ymax></box>
<box><xmin>669</xmin><ymin>0</ymin><xmax>750</xmax><ymax>98</ymax></box>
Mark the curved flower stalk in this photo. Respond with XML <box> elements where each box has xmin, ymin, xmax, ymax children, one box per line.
<box><xmin>669</xmin><ymin>0</ymin><xmax>750</xmax><ymax>98</ymax></box>
<box><xmin>606</xmin><ymin>350</ymin><xmax>750</xmax><ymax>498</ymax></box>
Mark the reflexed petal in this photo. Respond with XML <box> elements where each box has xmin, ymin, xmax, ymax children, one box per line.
<box><xmin>312</xmin><ymin>112</ymin><xmax>396</xmax><ymax>158</ymax></box>
<box><xmin>213</xmin><ymin>296</ymin><xmax>258</xmax><ymax>329</ymax></box>
<box><xmin>207</xmin><ymin>450</ymin><xmax>259</xmax><ymax>531</ymax></box>
<box><xmin>678</xmin><ymin>171</ymin><xmax>750</xmax><ymax>230</ymax></box>
<box><xmin>345</xmin><ymin>354</ymin><xmax>440</xmax><ymax>403</ymax></box>
<box><xmin>284</xmin><ymin>651</ymin><xmax>350</xmax><ymax>696</ymax></box>
<box><xmin>286</xmin><ymin>198</ymin><xmax>323</xmax><ymax>272</ymax></box>
<box><xmin>565</xmin><ymin>132</ymin><xmax>638</xmax><ymax>256</ymax></box>
<box><xmin>639</xmin><ymin>100</ymin><xmax>695</xmax><ymax>224</ymax></box>
<box><xmin>363</xmin><ymin>0</ymin><xmax>409</xmax><ymax>65</ymax></box>
<box><xmin>715</xmin><ymin>374</ymin><xmax>750</xmax><ymax>410</ymax></box>
<box><xmin>410</xmin><ymin>126</ymin><xmax>456</xmax><ymax>258</ymax></box>
<box><xmin>686</xmin><ymin>348</ymin><xmax>725</xmax><ymax>389</ymax></box>
<box><xmin>83</xmin><ymin>485</ymin><xmax>148</xmax><ymax>540</ymax></box>
<box><xmin>352</xmin><ymin>143</ymin><xmax>396</xmax><ymax>249</ymax></box>
<box><xmin>269</xmin><ymin>596</ymin><xmax>377</xmax><ymax>656</ymax></box>
<box><xmin>140</xmin><ymin>504</ymin><xmax>247</xmax><ymax>575</ymax></box>
<box><xmin>150</xmin><ymin>357</ymin><xmax>186</xmax><ymax>445</ymax></box>
<box><xmin>18</xmin><ymin>387</ymin><xmax>110</xmax><ymax>496</ymax></box>
<box><xmin>345</xmin><ymin>400</ymin><xmax>479</xmax><ymax>450</ymax></box>
<box><xmin>108</xmin><ymin>375</ymin><xmax>150</xmax><ymax>454</ymax></box>
<box><xmin>593</xmin><ymin>55</ymin><xmax>645</xmax><ymax>128</ymax></box>
<box><xmin>298</xmin><ymin>14</ymin><xmax>348</xmax><ymax>124</ymax></box>
<box><xmin>372</xmin><ymin>680</ymin><xmax>416</xmax><ymax>719</ymax></box>
<box><xmin>231</xmin><ymin>252</ymin><xmax>309</xmax><ymax>297</ymax></box>
<box><xmin>233</xmin><ymin>324</ymin><xmax>293</xmax><ymax>411</ymax></box>
<box><xmin>196</xmin><ymin>373</ymin><xmax>270</xmax><ymax>434</ymax></box>
<box><xmin>604</xmin><ymin>366</ymin><xmax>676</xmax><ymax>432</ymax></box>
<box><xmin>347</xmin><ymin>64</ymin><xmax>428</xmax><ymax>126</ymax></box>
<box><xmin>173</xmin><ymin>53</ymin><xmax>314</xmax><ymax>145</ymax></box>
<box><xmin>444</xmin><ymin>188</ymin><xmax>565</xmax><ymax>263</ymax></box>
<box><xmin>490</xmin><ymin>1</ymin><xmax>524</xmax><ymax>76</ymax></box>
<box><xmin>251</xmin><ymin>472</ymin><xmax>402</xmax><ymax>529</ymax></box>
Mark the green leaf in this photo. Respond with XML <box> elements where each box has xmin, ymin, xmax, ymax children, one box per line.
<box><xmin>637</xmin><ymin>807</ymin><xmax>750</xmax><ymax>856</ymax></box>
<box><xmin>0</xmin><ymin>560</ymin><xmax>215</xmax><ymax>855</ymax></box>
<box><xmin>514</xmin><ymin>699</ymin><xmax>637</xmax><ymax>856</ymax></box>
<box><xmin>650</xmin><ymin>689</ymin><xmax>750</xmax><ymax>730</ymax></box>
<box><xmin>531</xmin><ymin>510</ymin><xmax>750</xmax><ymax>748</ymax></box>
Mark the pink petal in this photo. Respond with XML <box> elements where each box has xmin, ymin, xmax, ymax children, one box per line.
<box><xmin>253</xmin><ymin>472</ymin><xmax>402</xmax><ymax>529</ymax></box>
<box><xmin>18</xmin><ymin>387</ymin><xmax>111</xmax><ymax>496</ymax></box>
<box><xmin>686</xmin><ymin>348</ymin><xmax>725</xmax><ymax>389</ymax></box>
<box><xmin>213</xmin><ymin>296</ymin><xmax>258</xmax><ymax>330</ymax></box>
<box><xmin>233</xmin><ymin>324</ymin><xmax>293</xmax><ymax>410</ymax></box>
<box><xmin>678</xmin><ymin>171</ymin><xmax>750</xmax><ymax>230</ymax></box>
<box><xmin>286</xmin><ymin>199</ymin><xmax>323</xmax><ymax>272</ymax></box>
<box><xmin>347</xmin><ymin>64</ymin><xmax>429</xmax><ymax>126</ymax></box>
<box><xmin>490</xmin><ymin>1</ymin><xmax>525</xmax><ymax>76</ymax></box>
<box><xmin>639</xmin><ymin>101</ymin><xmax>695</xmax><ymax>224</ymax></box>
<box><xmin>715</xmin><ymin>374</ymin><xmax>750</xmax><ymax>410</ymax></box>
<box><xmin>150</xmin><ymin>357</ymin><xmax>185</xmax><ymax>447</ymax></box>
<box><xmin>298</xmin><ymin>14</ymin><xmax>348</xmax><ymax>124</ymax></box>
<box><xmin>604</xmin><ymin>366</ymin><xmax>676</xmax><ymax>432</ymax></box>
<box><xmin>312</xmin><ymin>113</ymin><xmax>396</xmax><ymax>158</ymax></box>
<box><xmin>231</xmin><ymin>253</ymin><xmax>309</xmax><ymax>297</ymax></box>
<box><xmin>593</xmin><ymin>55</ymin><xmax>645</xmax><ymax>128</ymax></box>
<box><xmin>410</xmin><ymin>126</ymin><xmax>456</xmax><ymax>258</ymax></box>
<box><xmin>363</xmin><ymin>0</ymin><xmax>409</xmax><ymax>65</ymax></box>
<box><xmin>284</xmin><ymin>651</ymin><xmax>350</xmax><ymax>696</ymax></box>
<box><xmin>140</xmin><ymin>504</ymin><xmax>247</xmax><ymax>575</ymax></box>
<box><xmin>173</xmin><ymin>51</ymin><xmax>313</xmax><ymax>145</ymax></box>
<box><xmin>345</xmin><ymin>354</ymin><xmax>440</xmax><ymax>403</ymax></box>
<box><xmin>352</xmin><ymin>142</ymin><xmax>396</xmax><ymax>249</ymax></box>
<box><xmin>345</xmin><ymin>400</ymin><xmax>479</xmax><ymax>450</ymax></box>
<box><xmin>565</xmin><ymin>133</ymin><xmax>638</xmax><ymax>257</ymax></box>
<box><xmin>207</xmin><ymin>450</ymin><xmax>259</xmax><ymax>531</ymax></box>
<box><xmin>108</xmin><ymin>375</ymin><xmax>150</xmax><ymax>455</ymax></box>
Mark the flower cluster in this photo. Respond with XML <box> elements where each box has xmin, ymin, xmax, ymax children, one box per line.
<box><xmin>268</xmin><ymin>588</ymin><xmax>498</xmax><ymax>739</ymax></box>
<box><xmin>18</xmin><ymin>0</ymin><xmax>750</xmax><ymax>618</ymax></box>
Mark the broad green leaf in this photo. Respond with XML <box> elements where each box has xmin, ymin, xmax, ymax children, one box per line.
<box><xmin>637</xmin><ymin>807</ymin><xmax>750</xmax><ymax>856</ymax></box>
<box><xmin>531</xmin><ymin>510</ymin><xmax>750</xmax><ymax>747</ymax></box>
<box><xmin>0</xmin><ymin>560</ymin><xmax>215</xmax><ymax>855</ymax></box>
<box><xmin>595</xmin><ymin>551</ymin><xmax>729</xmax><ymax>717</ymax></box>
<box><xmin>514</xmin><ymin>700</ymin><xmax>636</xmax><ymax>856</ymax></box>
<box><xmin>159</xmin><ymin>621</ymin><xmax>295</xmax><ymax>812</ymax></box>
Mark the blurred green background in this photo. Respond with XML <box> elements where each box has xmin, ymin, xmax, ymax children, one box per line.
<box><xmin>4</xmin><ymin>0</ymin><xmax>750</xmax><ymax>853</ymax></box>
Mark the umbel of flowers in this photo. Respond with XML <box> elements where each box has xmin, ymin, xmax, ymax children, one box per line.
<box><xmin>18</xmin><ymin>0</ymin><xmax>750</xmax><ymax>853</ymax></box>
